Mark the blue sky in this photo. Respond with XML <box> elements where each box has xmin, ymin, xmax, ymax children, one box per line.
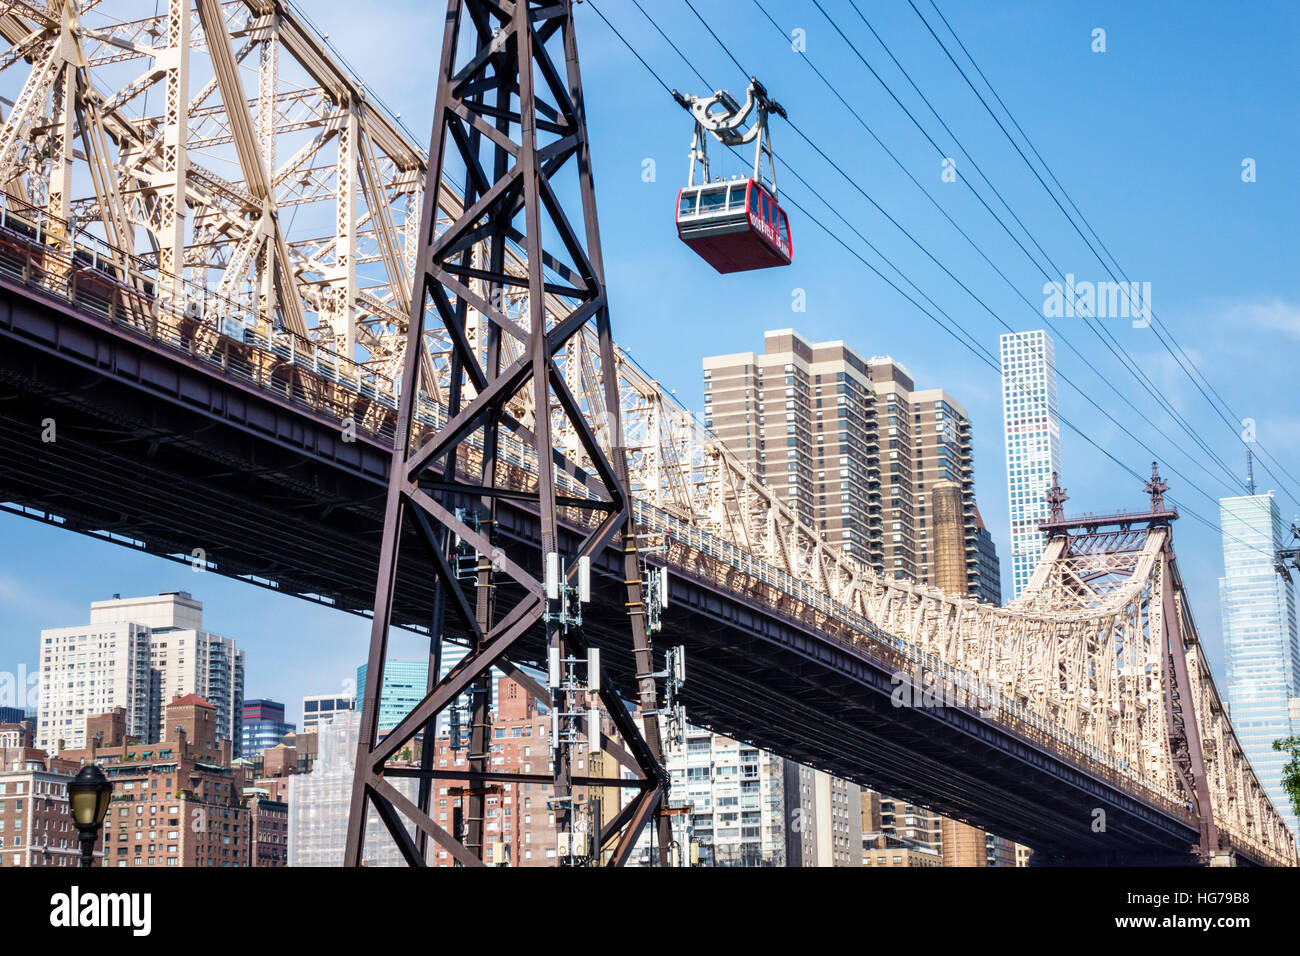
<box><xmin>2</xmin><ymin>0</ymin><xmax>1298</xmax><ymax>724</ymax></box>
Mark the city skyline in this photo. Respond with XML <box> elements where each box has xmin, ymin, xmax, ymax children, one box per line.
<box><xmin>7</xmin><ymin>0</ymin><xmax>1299</xmax><ymax>704</ymax></box>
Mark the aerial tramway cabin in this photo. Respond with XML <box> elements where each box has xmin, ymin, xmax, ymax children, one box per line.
<box><xmin>675</xmin><ymin>176</ymin><xmax>792</xmax><ymax>274</ymax></box>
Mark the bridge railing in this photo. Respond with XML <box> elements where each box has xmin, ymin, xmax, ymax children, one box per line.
<box><xmin>0</xmin><ymin>198</ymin><xmax>411</xmax><ymax>433</ymax></box>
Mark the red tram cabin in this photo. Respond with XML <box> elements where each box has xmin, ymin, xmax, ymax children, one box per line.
<box><xmin>675</xmin><ymin>177</ymin><xmax>792</xmax><ymax>274</ymax></box>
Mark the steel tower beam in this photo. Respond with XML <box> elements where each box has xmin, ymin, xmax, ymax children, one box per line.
<box><xmin>344</xmin><ymin>0</ymin><xmax>669</xmax><ymax>868</ymax></box>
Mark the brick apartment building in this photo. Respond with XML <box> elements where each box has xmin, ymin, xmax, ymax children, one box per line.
<box><xmin>417</xmin><ymin>677</ymin><xmax>622</xmax><ymax>867</ymax></box>
<box><xmin>61</xmin><ymin>695</ymin><xmax>250</xmax><ymax>867</ymax></box>
<box><xmin>0</xmin><ymin>722</ymin><xmax>85</xmax><ymax>867</ymax></box>
<box><xmin>246</xmin><ymin>792</ymin><xmax>288</xmax><ymax>867</ymax></box>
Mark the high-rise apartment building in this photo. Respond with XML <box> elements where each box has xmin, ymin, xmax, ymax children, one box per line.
<box><xmin>872</xmin><ymin>793</ymin><xmax>941</xmax><ymax>849</ymax></box>
<box><xmin>704</xmin><ymin>330</ymin><xmax>1007</xmax><ymax>864</ymax></box>
<box><xmin>1000</xmin><ymin>330</ymin><xmax>1062</xmax><ymax>598</ymax></box>
<box><xmin>120</xmin><ymin>593</ymin><xmax>244</xmax><ymax>753</ymax></box>
<box><xmin>703</xmin><ymin>330</ymin><xmax>994</xmax><ymax>598</ymax></box>
<box><xmin>783</xmin><ymin>761</ymin><xmax>863</xmax><ymax>867</ymax></box>
<box><xmin>37</xmin><ymin>618</ymin><xmax>152</xmax><ymax>752</ymax></box>
<box><xmin>661</xmin><ymin>724</ymin><xmax>789</xmax><ymax>866</ymax></box>
<box><xmin>862</xmin><ymin>790</ymin><xmax>1022</xmax><ymax>866</ymax></box>
<box><xmin>910</xmin><ymin>385</ymin><xmax>983</xmax><ymax>592</ymax></box>
<box><xmin>648</xmin><ymin>719</ymin><xmax>861</xmax><ymax>867</ymax></box>
<box><xmin>39</xmin><ymin>593</ymin><xmax>245</xmax><ymax>754</ymax></box>
<box><xmin>973</xmin><ymin>508</ymin><xmax>1003</xmax><ymax>605</ymax></box>
<box><xmin>1219</xmin><ymin>492</ymin><xmax>1300</xmax><ymax>838</ymax></box>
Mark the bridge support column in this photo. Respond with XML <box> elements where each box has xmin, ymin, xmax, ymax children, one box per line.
<box><xmin>345</xmin><ymin>0</ymin><xmax>668</xmax><ymax>869</ymax></box>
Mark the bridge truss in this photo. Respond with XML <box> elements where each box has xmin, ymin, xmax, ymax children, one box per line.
<box><xmin>0</xmin><ymin>0</ymin><xmax>1293</xmax><ymax>866</ymax></box>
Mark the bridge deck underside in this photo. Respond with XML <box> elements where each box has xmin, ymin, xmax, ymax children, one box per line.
<box><xmin>0</xmin><ymin>284</ymin><xmax>1223</xmax><ymax>865</ymax></box>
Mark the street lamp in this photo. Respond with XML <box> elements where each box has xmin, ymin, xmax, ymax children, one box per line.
<box><xmin>67</xmin><ymin>764</ymin><xmax>112</xmax><ymax>868</ymax></box>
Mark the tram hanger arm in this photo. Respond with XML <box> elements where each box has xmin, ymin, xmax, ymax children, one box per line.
<box><xmin>671</xmin><ymin>78</ymin><xmax>785</xmax><ymax>147</ymax></box>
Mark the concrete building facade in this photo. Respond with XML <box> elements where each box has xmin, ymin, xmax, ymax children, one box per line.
<box><xmin>662</xmin><ymin>724</ymin><xmax>789</xmax><ymax>866</ymax></box>
<box><xmin>649</xmin><ymin>719</ymin><xmax>861</xmax><ymax>867</ymax></box>
<box><xmin>301</xmin><ymin>693</ymin><xmax>354</xmax><ymax>733</ymax></box>
<box><xmin>37</xmin><ymin>617</ymin><xmax>152</xmax><ymax>752</ymax></box>
<box><xmin>783</xmin><ymin>761</ymin><xmax>863</xmax><ymax>867</ymax></box>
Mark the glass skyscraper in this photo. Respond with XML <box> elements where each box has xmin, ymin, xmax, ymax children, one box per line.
<box><xmin>242</xmin><ymin>698</ymin><xmax>295</xmax><ymax>758</ymax></box>
<box><xmin>357</xmin><ymin>647</ymin><xmax>474</xmax><ymax>736</ymax></box>
<box><xmin>1219</xmin><ymin>493</ymin><xmax>1300</xmax><ymax>839</ymax></box>
<box><xmin>1000</xmin><ymin>331</ymin><xmax>1062</xmax><ymax>598</ymax></box>
<box><xmin>357</xmin><ymin>660</ymin><xmax>428</xmax><ymax>734</ymax></box>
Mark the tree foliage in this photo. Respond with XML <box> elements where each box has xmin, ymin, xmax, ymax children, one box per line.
<box><xmin>1271</xmin><ymin>735</ymin><xmax>1300</xmax><ymax>821</ymax></box>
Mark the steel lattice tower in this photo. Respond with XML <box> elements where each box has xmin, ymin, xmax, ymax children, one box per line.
<box><xmin>345</xmin><ymin>0</ymin><xmax>670</xmax><ymax>867</ymax></box>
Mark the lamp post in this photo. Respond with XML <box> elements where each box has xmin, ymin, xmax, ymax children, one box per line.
<box><xmin>67</xmin><ymin>764</ymin><xmax>112</xmax><ymax>868</ymax></box>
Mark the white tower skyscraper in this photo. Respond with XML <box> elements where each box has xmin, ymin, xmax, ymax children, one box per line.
<box><xmin>38</xmin><ymin>592</ymin><xmax>245</xmax><ymax>754</ymax></box>
<box><xmin>38</xmin><ymin>619</ymin><xmax>152</xmax><ymax>752</ymax></box>
<box><xmin>89</xmin><ymin>592</ymin><xmax>245</xmax><ymax>752</ymax></box>
<box><xmin>1000</xmin><ymin>330</ymin><xmax>1062</xmax><ymax>598</ymax></box>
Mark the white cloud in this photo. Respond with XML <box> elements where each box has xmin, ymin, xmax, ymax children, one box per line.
<box><xmin>1220</xmin><ymin>298</ymin><xmax>1300</xmax><ymax>340</ymax></box>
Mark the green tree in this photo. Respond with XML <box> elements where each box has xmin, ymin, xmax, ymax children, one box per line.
<box><xmin>1272</xmin><ymin>736</ymin><xmax>1300</xmax><ymax>820</ymax></box>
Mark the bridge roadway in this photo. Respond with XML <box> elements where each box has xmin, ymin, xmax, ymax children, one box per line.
<box><xmin>0</xmin><ymin>238</ymin><xmax>1241</xmax><ymax>866</ymax></box>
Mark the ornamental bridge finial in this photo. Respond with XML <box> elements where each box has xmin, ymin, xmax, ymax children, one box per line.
<box><xmin>1144</xmin><ymin>461</ymin><xmax>1168</xmax><ymax>513</ymax></box>
<box><xmin>1046</xmin><ymin>471</ymin><xmax>1068</xmax><ymax>522</ymax></box>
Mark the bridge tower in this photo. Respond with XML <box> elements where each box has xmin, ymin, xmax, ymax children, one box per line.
<box><xmin>1039</xmin><ymin>464</ymin><xmax>1226</xmax><ymax>864</ymax></box>
<box><xmin>345</xmin><ymin>0</ymin><xmax>670</xmax><ymax>866</ymax></box>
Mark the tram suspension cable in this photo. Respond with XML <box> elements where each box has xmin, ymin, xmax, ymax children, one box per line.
<box><xmin>791</xmin><ymin>0</ymin><xmax>1244</xmax><ymax>494</ymax></box>
<box><xmin>906</xmin><ymin>0</ymin><xmax>1300</xmax><ymax>512</ymax></box>
<box><xmin>582</xmin><ymin>0</ymin><xmax>1280</xmax><ymax>561</ymax></box>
